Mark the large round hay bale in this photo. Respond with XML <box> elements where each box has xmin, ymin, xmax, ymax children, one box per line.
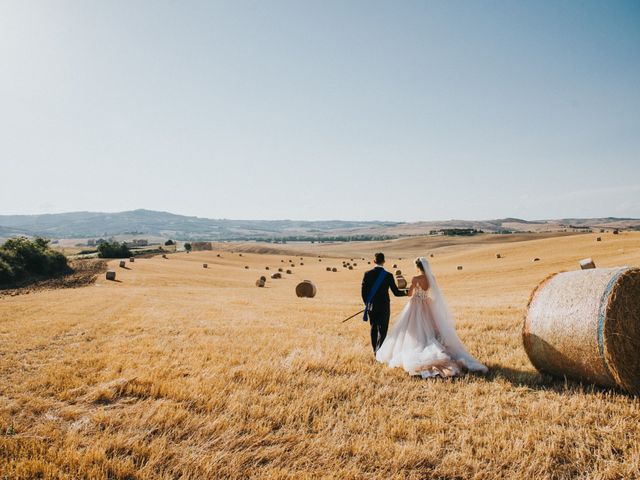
<box><xmin>395</xmin><ymin>270</ymin><xmax>402</xmax><ymax>276</ymax></box>
<box><xmin>119</xmin><ymin>260</ymin><xmax>126</xmax><ymax>268</ymax></box>
<box><xmin>457</xmin><ymin>266</ymin><xmax>463</xmax><ymax>271</ymax></box>
<box><xmin>392</xmin><ymin>264</ymin><xmax>398</xmax><ymax>268</ymax></box>
<box><xmin>129</xmin><ymin>257</ymin><xmax>135</xmax><ymax>263</ymax></box>
<box><xmin>286</xmin><ymin>269</ymin><xmax>292</xmax><ymax>274</ymax></box>
<box><xmin>265</xmin><ymin>266</ymin><xmax>270</xmax><ymax>270</ymax></box>
<box><xmin>256</xmin><ymin>278</ymin><xmax>265</xmax><ymax>287</ymax></box>
<box><xmin>580</xmin><ymin>258</ymin><xmax>596</xmax><ymax>270</ymax></box>
<box><xmin>326</xmin><ymin>267</ymin><xmax>331</xmax><ymax>271</ymax></box>
<box><xmin>332</xmin><ymin>268</ymin><xmax>337</xmax><ymax>272</ymax></box>
<box><xmin>348</xmin><ymin>266</ymin><xmax>353</xmax><ymax>270</ymax></box>
<box><xmin>523</xmin><ymin>267</ymin><xmax>640</xmax><ymax>394</ymax></box>
<box><xmin>106</xmin><ymin>271</ymin><xmax>116</xmax><ymax>281</ymax></box>
<box><xmin>533</xmin><ymin>258</ymin><xmax>540</xmax><ymax>262</ymax></box>
<box><xmin>162</xmin><ymin>254</ymin><xmax>167</xmax><ymax>259</ymax></box>
<box><xmin>260</xmin><ymin>276</ymin><xmax>267</xmax><ymax>282</ymax></box>
<box><xmin>271</xmin><ymin>273</ymin><xmax>282</xmax><ymax>279</ymax></box>
<box><xmin>295</xmin><ymin>280</ymin><xmax>317</xmax><ymax>298</ymax></box>
<box><xmin>496</xmin><ymin>253</ymin><xmax>501</xmax><ymax>259</ymax></box>
<box><xmin>300</xmin><ymin>262</ymin><xmax>304</xmax><ymax>266</ymax></box>
<box><xmin>278</xmin><ymin>268</ymin><xmax>283</xmax><ymax>272</ymax></box>
<box><xmin>245</xmin><ymin>266</ymin><xmax>249</xmax><ymax>269</ymax></box>
<box><xmin>353</xmin><ymin>263</ymin><xmax>357</xmax><ymax>266</ymax></box>
<box><xmin>613</xmin><ymin>229</ymin><xmax>620</xmax><ymax>235</ymax></box>
<box><xmin>203</xmin><ymin>263</ymin><xmax>208</xmax><ymax>268</ymax></box>
<box><xmin>430</xmin><ymin>254</ymin><xmax>434</xmax><ymax>258</ymax></box>
<box><xmin>396</xmin><ymin>275</ymin><xmax>407</xmax><ymax>289</ymax></box>
<box><xmin>597</xmin><ymin>237</ymin><xmax>602</xmax><ymax>242</ymax></box>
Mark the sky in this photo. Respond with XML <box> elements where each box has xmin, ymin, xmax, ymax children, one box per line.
<box><xmin>1</xmin><ymin>1</ymin><xmax>639</xmax><ymax>221</ymax></box>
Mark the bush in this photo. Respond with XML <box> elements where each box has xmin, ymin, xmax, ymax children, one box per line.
<box><xmin>97</xmin><ymin>241</ymin><xmax>131</xmax><ymax>259</ymax></box>
<box><xmin>184</xmin><ymin>242</ymin><xmax>192</xmax><ymax>252</ymax></box>
<box><xmin>0</xmin><ymin>237</ymin><xmax>69</xmax><ymax>285</ymax></box>
<box><xmin>164</xmin><ymin>239</ymin><xmax>175</xmax><ymax>246</ymax></box>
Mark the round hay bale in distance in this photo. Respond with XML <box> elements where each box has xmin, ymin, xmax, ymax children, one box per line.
<box><xmin>396</xmin><ymin>275</ymin><xmax>407</xmax><ymax>290</ymax></box>
<box><xmin>597</xmin><ymin>237</ymin><xmax>602</xmax><ymax>242</ymax></box>
<box><xmin>395</xmin><ymin>270</ymin><xmax>402</xmax><ymax>276</ymax></box>
<box><xmin>286</xmin><ymin>269</ymin><xmax>292</xmax><ymax>274</ymax></box>
<box><xmin>119</xmin><ymin>260</ymin><xmax>126</xmax><ymax>268</ymax></box>
<box><xmin>579</xmin><ymin>258</ymin><xmax>596</xmax><ymax>270</ymax></box>
<box><xmin>260</xmin><ymin>276</ymin><xmax>267</xmax><ymax>282</ymax></box>
<box><xmin>457</xmin><ymin>266</ymin><xmax>463</xmax><ymax>270</ymax></box>
<box><xmin>332</xmin><ymin>268</ymin><xmax>337</xmax><ymax>272</ymax></box>
<box><xmin>392</xmin><ymin>264</ymin><xmax>398</xmax><ymax>268</ymax></box>
<box><xmin>348</xmin><ymin>266</ymin><xmax>353</xmax><ymax>270</ymax></box>
<box><xmin>496</xmin><ymin>253</ymin><xmax>501</xmax><ymax>259</ymax></box>
<box><xmin>326</xmin><ymin>267</ymin><xmax>331</xmax><ymax>271</ymax></box>
<box><xmin>265</xmin><ymin>266</ymin><xmax>270</xmax><ymax>270</ymax></box>
<box><xmin>278</xmin><ymin>268</ymin><xmax>283</xmax><ymax>272</ymax></box>
<box><xmin>524</xmin><ymin>267</ymin><xmax>640</xmax><ymax>394</ymax></box>
<box><xmin>203</xmin><ymin>263</ymin><xmax>208</xmax><ymax>268</ymax></box>
<box><xmin>295</xmin><ymin>280</ymin><xmax>317</xmax><ymax>298</ymax></box>
<box><xmin>129</xmin><ymin>257</ymin><xmax>135</xmax><ymax>262</ymax></box>
<box><xmin>245</xmin><ymin>266</ymin><xmax>249</xmax><ymax>269</ymax></box>
<box><xmin>256</xmin><ymin>278</ymin><xmax>265</xmax><ymax>287</ymax></box>
<box><xmin>271</xmin><ymin>273</ymin><xmax>282</xmax><ymax>279</ymax></box>
<box><xmin>533</xmin><ymin>258</ymin><xmax>541</xmax><ymax>262</ymax></box>
<box><xmin>106</xmin><ymin>271</ymin><xmax>116</xmax><ymax>281</ymax></box>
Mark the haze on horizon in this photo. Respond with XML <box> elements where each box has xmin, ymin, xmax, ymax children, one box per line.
<box><xmin>1</xmin><ymin>1</ymin><xmax>638</xmax><ymax>222</ymax></box>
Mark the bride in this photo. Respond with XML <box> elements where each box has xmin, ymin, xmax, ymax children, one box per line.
<box><xmin>375</xmin><ymin>257</ymin><xmax>488</xmax><ymax>378</ymax></box>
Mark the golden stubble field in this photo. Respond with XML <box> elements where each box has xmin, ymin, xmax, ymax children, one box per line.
<box><xmin>1</xmin><ymin>233</ymin><xmax>639</xmax><ymax>479</ymax></box>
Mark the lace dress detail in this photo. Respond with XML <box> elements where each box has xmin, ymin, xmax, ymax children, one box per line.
<box><xmin>412</xmin><ymin>283</ymin><xmax>430</xmax><ymax>301</ymax></box>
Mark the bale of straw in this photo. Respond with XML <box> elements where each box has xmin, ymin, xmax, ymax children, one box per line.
<box><xmin>260</xmin><ymin>276</ymin><xmax>267</xmax><ymax>282</ymax></box>
<box><xmin>332</xmin><ymin>268</ymin><xmax>337</xmax><ymax>272</ymax></box>
<box><xmin>392</xmin><ymin>264</ymin><xmax>398</xmax><ymax>268</ymax></box>
<box><xmin>430</xmin><ymin>254</ymin><xmax>434</xmax><ymax>258</ymax></box>
<box><xmin>396</xmin><ymin>275</ymin><xmax>407</xmax><ymax>290</ymax></box>
<box><xmin>106</xmin><ymin>271</ymin><xmax>116</xmax><ymax>281</ymax></box>
<box><xmin>239</xmin><ymin>253</ymin><xmax>243</xmax><ymax>257</ymax></box>
<box><xmin>119</xmin><ymin>261</ymin><xmax>126</xmax><ymax>268</ymax></box>
<box><xmin>613</xmin><ymin>230</ymin><xmax>620</xmax><ymax>235</ymax></box>
<box><xmin>256</xmin><ymin>278</ymin><xmax>265</xmax><ymax>287</ymax></box>
<box><xmin>496</xmin><ymin>253</ymin><xmax>501</xmax><ymax>259</ymax></box>
<box><xmin>245</xmin><ymin>266</ymin><xmax>249</xmax><ymax>269</ymax></box>
<box><xmin>203</xmin><ymin>264</ymin><xmax>208</xmax><ymax>268</ymax></box>
<box><xmin>217</xmin><ymin>254</ymin><xmax>221</xmax><ymax>257</ymax></box>
<box><xmin>295</xmin><ymin>280</ymin><xmax>317</xmax><ymax>298</ymax></box>
<box><xmin>353</xmin><ymin>263</ymin><xmax>357</xmax><ymax>266</ymax></box>
<box><xmin>265</xmin><ymin>266</ymin><xmax>270</xmax><ymax>270</ymax></box>
<box><xmin>129</xmin><ymin>257</ymin><xmax>135</xmax><ymax>262</ymax></box>
<box><xmin>286</xmin><ymin>269</ymin><xmax>292</xmax><ymax>274</ymax></box>
<box><xmin>300</xmin><ymin>262</ymin><xmax>304</xmax><ymax>266</ymax></box>
<box><xmin>271</xmin><ymin>273</ymin><xmax>282</xmax><ymax>279</ymax></box>
<box><xmin>395</xmin><ymin>270</ymin><xmax>402</xmax><ymax>276</ymax></box>
<box><xmin>523</xmin><ymin>267</ymin><xmax>640</xmax><ymax>394</ymax></box>
<box><xmin>326</xmin><ymin>267</ymin><xmax>331</xmax><ymax>271</ymax></box>
<box><xmin>597</xmin><ymin>237</ymin><xmax>602</xmax><ymax>242</ymax></box>
<box><xmin>162</xmin><ymin>254</ymin><xmax>167</xmax><ymax>259</ymax></box>
<box><xmin>348</xmin><ymin>266</ymin><xmax>353</xmax><ymax>270</ymax></box>
<box><xmin>457</xmin><ymin>266</ymin><xmax>463</xmax><ymax>270</ymax></box>
<box><xmin>533</xmin><ymin>258</ymin><xmax>540</xmax><ymax>262</ymax></box>
<box><xmin>580</xmin><ymin>258</ymin><xmax>596</xmax><ymax>270</ymax></box>
<box><xmin>278</xmin><ymin>268</ymin><xmax>283</xmax><ymax>272</ymax></box>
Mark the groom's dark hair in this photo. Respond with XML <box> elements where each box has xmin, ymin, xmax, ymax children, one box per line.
<box><xmin>374</xmin><ymin>252</ymin><xmax>385</xmax><ymax>265</ymax></box>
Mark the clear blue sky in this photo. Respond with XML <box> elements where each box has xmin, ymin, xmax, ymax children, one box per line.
<box><xmin>1</xmin><ymin>1</ymin><xmax>638</xmax><ymax>221</ymax></box>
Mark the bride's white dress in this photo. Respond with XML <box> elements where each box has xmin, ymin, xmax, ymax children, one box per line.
<box><xmin>375</xmin><ymin>257</ymin><xmax>488</xmax><ymax>378</ymax></box>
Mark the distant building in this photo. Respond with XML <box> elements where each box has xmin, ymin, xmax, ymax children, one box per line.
<box><xmin>191</xmin><ymin>241</ymin><xmax>212</xmax><ymax>251</ymax></box>
<box><xmin>125</xmin><ymin>239</ymin><xmax>149</xmax><ymax>248</ymax></box>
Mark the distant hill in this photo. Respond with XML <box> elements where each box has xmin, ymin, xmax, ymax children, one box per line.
<box><xmin>0</xmin><ymin>209</ymin><xmax>637</xmax><ymax>241</ymax></box>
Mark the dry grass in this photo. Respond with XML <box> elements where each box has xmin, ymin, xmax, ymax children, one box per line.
<box><xmin>1</xmin><ymin>232</ymin><xmax>640</xmax><ymax>479</ymax></box>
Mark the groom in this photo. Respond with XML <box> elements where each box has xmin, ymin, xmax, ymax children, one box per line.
<box><xmin>361</xmin><ymin>252</ymin><xmax>406</xmax><ymax>354</ymax></box>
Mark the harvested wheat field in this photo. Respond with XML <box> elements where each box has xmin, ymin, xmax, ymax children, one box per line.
<box><xmin>1</xmin><ymin>232</ymin><xmax>640</xmax><ymax>479</ymax></box>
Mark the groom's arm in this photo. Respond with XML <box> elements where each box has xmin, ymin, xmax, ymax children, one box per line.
<box><xmin>361</xmin><ymin>273</ymin><xmax>369</xmax><ymax>303</ymax></box>
<box><xmin>389</xmin><ymin>274</ymin><xmax>407</xmax><ymax>297</ymax></box>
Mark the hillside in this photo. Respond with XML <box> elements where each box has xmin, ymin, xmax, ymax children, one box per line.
<box><xmin>0</xmin><ymin>209</ymin><xmax>638</xmax><ymax>241</ymax></box>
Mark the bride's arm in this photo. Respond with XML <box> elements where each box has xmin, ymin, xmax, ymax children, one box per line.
<box><xmin>407</xmin><ymin>277</ymin><xmax>417</xmax><ymax>297</ymax></box>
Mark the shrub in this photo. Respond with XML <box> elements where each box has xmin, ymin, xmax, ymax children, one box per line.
<box><xmin>164</xmin><ymin>239</ymin><xmax>175</xmax><ymax>246</ymax></box>
<box><xmin>184</xmin><ymin>242</ymin><xmax>192</xmax><ymax>252</ymax></box>
<box><xmin>97</xmin><ymin>241</ymin><xmax>131</xmax><ymax>259</ymax></box>
<box><xmin>0</xmin><ymin>237</ymin><xmax>69</xmax><ymax>285</ymax></box>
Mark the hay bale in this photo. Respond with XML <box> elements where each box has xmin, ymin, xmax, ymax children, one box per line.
<box><xmin>300</xmin><ymin>262</ymin><xmax>304</xmax><ymax>266</ymax></box>
<box><xmin>392</xmin><ymin>264</ymin><xmax>398</xmax><ymax>268</ymax></box>
<box><xmin>162</xmin><ymin>254</ymin><xmax>167</xmax><ymax>259</ymax></box>
<box><xmin>353</xmin><ymin>263</ymin><xmax>357</xmax><ymax>266</ymax></box>
<box><xmin>286</xmin><ymin>269</ymin><xmax>292</xmax><ymax>274</ymax></box>
<box><xmin>318</xmin><ymin>259</ymin><xmax>322</xmax><ymax>262</ymax></box>
<box><xmin>348</xmin><ymin>266</ymin><xmax>353</xmax><ymax>270</ymax></box>
<box><xmin>396</xmin><ymin>275</ymin><xmax>407</xmax><ymax>290</ymax></box>
<box><xmin>295</xmin><ymin>280</ymin><xmax>317</xmax><ymax>298</ymax></box>
<box><xmin>271</xmin><ymin>273</ymin><xmax>282</xmax><ymax>279</ymax></box>
<box><xmin>239</xmin><ymin>253</ymin><xmax>243</xmax><ymax>257</ymax></box>
<box><xmin>260</xmin><ymin>276</ymin><xmax>267</xmax><ymax>282</ymax></box>
<box><xmin>326</xmin><ymin>267</ymin><xmax>331</xmax><ymax>271</ymax></box>
<box><xmin>332</xmin><ymin>268</ymin><xmax>337</xmax><ymax>272</ymax></box>
<box><xmin>106</xmin><ymin>271</ymin><xmax>116</xmax><ymax>281</ymax></box>
<box><xmin>496</xmin><ymin>253</ymin><xmax>501</xmax><ymax>259</ymax></box>
<box><xmin>245</xmin><ymin>266</ymin><xmax>249</xmax><ymax>269</ymax></box>
<box><xmin>395</xmin><ymin>270</ymin><xmax>402</xmax><ymax>276</ymax></box>
<box><xmin>613</xmin><ymin>229</ymin><xmax>620</xmax><ymax>235</ymax></box>
<box><xmin>580</xmin><ymin>258</ymin><xmax>596</xmax><ymax>270</ymax></box>
<box><xmin>533</xmin><ymin>258</ymin><xmax>541</xmax><ymax>262</ymax></box>
<box><xmin>119</xmin><ymin>261</ymin><xmax>126</xmax><ymax>268</ymax></box>
<box><xmin>430</xmin><ymin>254</ymin><xmax>434</xmax><ymax>258</ymax></box>
<box><xmin>129</xmin><ymin>257</ymin><xmax>135</xmax><ymax>263</ymax></box>
<box><xmin>255</xmin><ymin>278</ymin><xmax>265</xmax><ymax>287</ymax></box>
<box><xmin>597</xmin><ymin>237</ymin><xmax>602</xmax><ymax>242</ymax></box>
<box><xmin>203</xmin><ymin>264</ymin><xmax>208</xmax><ymax>268</ymax></box>
<box><xmin>265</xmin><ymin>266</ymin><xmax>270</xmax><ymax>270</ymax></box>
<box><xmin>278</xmin><ymin>268</ymin><xmax>283</xmax><ymax>272</ymax></box>
<box><xmin>523</xmin><ymin>267</ymin><xmax>640</xmax><ymax>393</ymax></box>
<box><xmin>457</xmin><ymin>266</ymin><xmax>463</xmax><ymax>270</ymax></box>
